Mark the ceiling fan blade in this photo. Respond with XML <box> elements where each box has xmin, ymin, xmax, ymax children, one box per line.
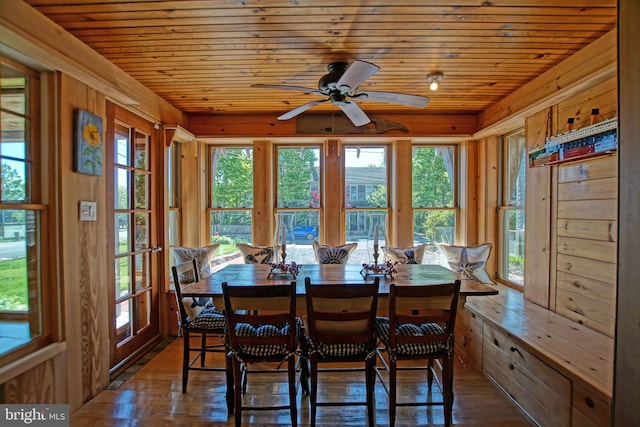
<box><xmin>337</xmin><ymin>101</ymin><xmax>371</xmax><ymax>126</ymax></box>
<box><xmin>336</xmin><ymin>60</ymin><xmax>380</xmax><ymax>94</ymax></box>
<box><xmin>355</xmin><ymin>91</ymin><xmax>429</xmax><ymax>108</ymax></box>
<box><xmin>251</xmin><ymin>83</ymin><xmax>325</xmax><ymax>96</ymax></box>
<box><xmin>277</xmin><ymin>99</ymin><xmax>329</xmax><ymax>120</ymax></box>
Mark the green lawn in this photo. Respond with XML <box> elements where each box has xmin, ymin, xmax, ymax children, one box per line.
<box><xmin>0</xmin><ymin>257</ymin><xmax>28</xmax><ymax>311</ymax></box>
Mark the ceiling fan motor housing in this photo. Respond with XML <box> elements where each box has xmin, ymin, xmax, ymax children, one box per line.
<box><xmin>318</xmin><ymin>62</ymin><xmax>349</xmax><ymax>93</ymax></box>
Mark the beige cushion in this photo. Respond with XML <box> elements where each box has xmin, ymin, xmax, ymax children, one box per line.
<box><xmin>236</xmin><ymin>243</ymin><xmax>275</xmax><ymax>264</ymax></box>
<box><xmin>438</xmin><ymin>243</ymin><xmax>494</xmax><ymax>284</ymax></box>
<box><xmin>170</xmin><ymin>244</ymin><xmax>220</xmax><ymax>282</ymax></box>
<box><xmin>384</xmin><ymin>244</ymin><xmax>426</xmax><ymax>264</ymax></box>
<box><xmin>312</xmin><ymin>240</ymin><xmax>357</xmax><ymax>264</ymax></box>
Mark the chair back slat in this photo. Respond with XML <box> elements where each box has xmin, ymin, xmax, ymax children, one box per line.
<box><xmin>171</xmin><ymin>259</ymin><xmax>200</xmax><ymax>326</ymax></box>
<box><xmin>304</xmin><ymin>278</ymin><xmax>379</xmax><ymax>351</ymax></box>
<box><xmin>388</xmin><ymin>280</ymin><xmax>461</xmax><ymax>350</ymax></box>
<box><xmin>222</xmin><ymin>281</ymin><xmax>297</xmax><ymax>357</ymax></box>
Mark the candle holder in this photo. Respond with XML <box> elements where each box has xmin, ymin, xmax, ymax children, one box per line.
<box><xmin>273</xmin><ymin>212</ymin><xmax>296</xmax><ymax>263</ymax></box>
<box><xmin>267</xmin><ymin>261</ymin><xmax>302</xmax><ymax>279</ymax></box>
<box><xmin>360</xmin><ymin>260</ymin><xmax>398</xmax><ymax>279</ymax></box>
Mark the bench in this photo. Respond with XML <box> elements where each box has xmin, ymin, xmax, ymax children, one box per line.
<box><xmin>459</xmin><ymin>284</ymin><xmax>613</xmax><ymax>427</ymax></box>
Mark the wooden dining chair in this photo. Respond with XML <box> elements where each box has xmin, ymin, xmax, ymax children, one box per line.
<box><xmin>374</xmin><ymin>280</ymin><xmax>461</xmax><ymax>427</ymax></box>
<box><xmin>171</xmin><ymin>259</ymin><xmax>228</xmax><ymax>394</ymax></box>
<box><xmin>222</xmin><ymin>281</ymin><xmax>301</xmax><ymax>427</ymax></box>
<box><xmin>302</xmin><ymin>277</ymin><xmax>380</xmax><ymax>427</ymax></box>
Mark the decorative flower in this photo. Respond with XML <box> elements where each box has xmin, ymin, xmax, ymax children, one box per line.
<box><xmin>82</xmin><ymin>123</ymin><xmax>101</xmax><ymax>147</ymax></box>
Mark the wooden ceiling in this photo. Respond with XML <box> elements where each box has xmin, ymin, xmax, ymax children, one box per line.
<box><xmin>25</xmin><ymin>1</ymin><xmax>617</xmax><ymax>122</ymax></box>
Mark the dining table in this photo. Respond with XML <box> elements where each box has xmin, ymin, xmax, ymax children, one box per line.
<box><xmin>182</xmin><ymin>263</ymin><xmax>498</xmax><ymax>312</ymax></box>
<box><xmin>181</xmin><ymin>262</ymin><xmax>498</xmax><ymax>413</ymax></box>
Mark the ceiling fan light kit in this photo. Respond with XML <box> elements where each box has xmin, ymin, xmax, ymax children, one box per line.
<box><xmin>427</xmin><ymin>72</ymin><xmax>444</xmax><ymax>91</ymax></box>
<box><xmin>252</xmin><ymin>60</ymin><xmax>430</xmax><ymax>127</ymax></box>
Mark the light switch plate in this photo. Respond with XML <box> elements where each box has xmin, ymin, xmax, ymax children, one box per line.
<box><xmin>79</xmin><ymin>201</ymin><xmax>97</xmax><ymax>221</ymax></box>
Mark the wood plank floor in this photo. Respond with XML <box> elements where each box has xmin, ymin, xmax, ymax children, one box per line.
<box><xmin>70</xmin><ymin>338</ymin><xmax>533</xmax><ymax>426</ymax></box>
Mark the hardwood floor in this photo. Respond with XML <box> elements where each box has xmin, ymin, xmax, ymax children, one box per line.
<box><xmin>70</xmin><ymin>338</ymin><xmax>533</xmax><ymax>426</ymax></box>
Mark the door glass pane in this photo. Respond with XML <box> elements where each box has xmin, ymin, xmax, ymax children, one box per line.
<box><xmin>134</xmin><ymin>172</ymin><xmax>148</xmax><ymax>209</ymax></box>
<box><xmin>133</xmin><ymin>132</ymin><xmax>149</xmax><ymax>170</ymax></box>
<box><xmin>134</xmin><ymin>213</ymin><xmax>148</xmax><ymax>249</ymax></box>
<box><xmin>115</xmin><ymin>299</ymin><xmax>132</xmax><ymax>342</ymax></box>
<box><xmin>115</xmin><ymin>169</ymin><xmax>129</xmax><ymax>209</ymax></box>
<box><xmin>134</xmin><ymin>253</ymin><xmax>149</xmax><ymax>292</ymax></box>
<box><xmin>115</xmin><ymin>213</ymin><xmax>130</xmax><ymax>254</ymax></box>
<box><xmin>277</xmin><ymin>147</ymin><xmax>320</xmax><ymax>208</ymax></box>
<box><xmin>115</xmin><ymin>129</ymin><xmax>129</xmax><ymax>166</ymax></box>
<box><xmin>136</xmin><ymin>290</ymin><xmax>151</xmax><ymax>331</ymax></box>
<box><xmin>115</xmin><ymin>257</ymin><xmax>131</xmax><ymax>298</ymax></box>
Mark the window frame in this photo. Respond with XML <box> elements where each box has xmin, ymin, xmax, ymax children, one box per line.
<box><xmin>497</xmin><ymin>128</ymin><xmax>526</xmax><ymax>287</ymax></box>
<box><xmin>0</xmin><ymin>57</ymin><xmax>55</xmax><ymax>367</ymax></box>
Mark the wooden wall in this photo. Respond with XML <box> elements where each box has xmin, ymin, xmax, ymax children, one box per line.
<box><xmin>523</xmin><ymin>78</ymin><xmax>618</xmax><ymax>337</ymax></box>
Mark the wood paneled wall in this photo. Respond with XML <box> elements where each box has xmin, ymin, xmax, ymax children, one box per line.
<box><xmin>555</xmin><ymin>156</ymin><xmax>617</xmax><ymax>336</ymax></box>
<box><xmin>523</xmin><ymin>78</ymin><xmax>617</xmax><ymax>337</ymax></box>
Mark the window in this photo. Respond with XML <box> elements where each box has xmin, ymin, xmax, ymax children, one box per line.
<box><xmin>0</xmin><ymin>59</ymin><xmax>52</xmax><ymax>365</ymax></box>
<box><xmin>208</xmin><ymin>146</ymin><xmax>253</xmax><ymax>257</ymax></box>
<box><xmin>412</xmin><ymin>145</ymin><xmax>456</xmax><ymax>264</ymax></box>
<box><xmin>167</xmin><ymin>142</ymin><xmax>180</xmax><ymax>247</ymax></box>
<box><xmin>499</xmin><ymin>129</ymin><xmax>526</xmax><ymax>285</ymax></box>
<box><xmin>344</xmin><ymin>145</ymin><xmax>389</xmax><ymax>264</ymax></box>
<box><xmin>275</xmin><ymin>145</ymin><xmax>321</xmax><ymax>263</ymax></box>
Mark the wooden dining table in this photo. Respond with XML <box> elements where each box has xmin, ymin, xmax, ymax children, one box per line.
<box><xmin>182</xmin><ymin>263</ymin><xmax>498</xmax><ymax>312</ymax></box>
<box><xmin>181</xmin><ymin>263</ymin><xmax>498</xmax><ymax>413</ymax></box>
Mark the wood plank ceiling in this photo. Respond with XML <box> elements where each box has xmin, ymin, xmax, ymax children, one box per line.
<box><xmin>25</xmin><ymin>1</ymin><xmax>617</xmax><ymax>122</ymax></box>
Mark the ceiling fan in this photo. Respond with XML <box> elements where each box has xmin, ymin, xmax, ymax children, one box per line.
<box><xmin>252</xmin><ymin>60</ymin><xmax>429</xmax><ymax>127</ymax></box>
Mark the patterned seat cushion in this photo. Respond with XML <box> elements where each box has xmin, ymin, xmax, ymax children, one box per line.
<box><xmin>232</xmin><ymin>317</ymin><xmax>303</xmax><ymax>358</ymax></box>
<box><xmin>304</xmin><ymin>336</ymin><xmax>368</xmax><ymax>358</ymax></box>
<box><xmin>236</xmin><ymin>243</ymin><xmax>276</xmax><ymax>264</ymax></box>
<box><xmin>383</xmin><ymin>244</ymin><xmax>427</xmax><ymax>264</ymax></box>
<box><xmin>312</xmin><ymin>240</ymin><xmax>357</xmax><ymax>264</ymax></box>
<box><xmin>188</xmin><ymin>307</ymin><xmax>226</xmax><ymax>330</ymax></box>
<box><xmin>375</xmin><ymin>317</ymin><xmax>448</xmax><ymax>356</ymax></box>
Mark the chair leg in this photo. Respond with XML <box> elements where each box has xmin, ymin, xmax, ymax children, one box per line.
<box><xmin>200</xmin><ymin>333</ymin><xmax>207</xmax><ymax>367</ymax></box>
<box><xmin>225</xmin><ymin>354</ymin><xmax>234</xmax><ymax>414</ymax></box>
<box><xmin>443</xmin><ymin>356</ymin><xmax>453</xmax><ymax>427</ymax></box>
<box><xmin>366</xmin><ymin>358</ymin><xmax>375</xmax><ymax>427</ymax></box>
<box><xmin>232</xmin><ymin>358</ymin><xmax>244</xmax><ymax>427</ymax></box>
<box><xmin>309</xmin><ymin>357</ymin><xmax>318</xmax><ymax>427</ymax></box>
<box><xmin>427</xmin><ymin>358</ymin><xmax>434</xmax><ymax>391</ymax></box>
<box><xmin>389</xmin><ymin>358</ymin><xmax>397</xmax><ymax>427</ymax></box>
<box><xmin>182</xmin><ymin>333</ymin><xmax>190</xmax><ymax>393</ymax></box>
<box><xmin>288</xmin><ymin>357</ymin><xmax>298</xmax><ymax>427</ymax></box>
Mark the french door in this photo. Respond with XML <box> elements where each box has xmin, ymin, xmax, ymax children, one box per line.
<box><xmin>106</xmin><ymin>102</ymin><xmax>161</xmax><ymax>372</ymax></box>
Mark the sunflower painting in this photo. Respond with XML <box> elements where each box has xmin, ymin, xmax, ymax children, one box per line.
<box><xmin>74</xmin><ymin>109</ymin><xmax>104</xmax><ymax>175</ymax></box>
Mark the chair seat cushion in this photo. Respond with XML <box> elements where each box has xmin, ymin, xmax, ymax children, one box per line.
<box><xmin>234</xmin><ymin>318</ymin><xmax>303</xmax><ymax>357</ymax></box>
<box><xmin>375</xmin><ymin>317</ymin><xmax>447</xmax><ymax>356</ymax></box>
<box><xmin>304</xmin><ymin>336</ymin><xmax>368</xmax><ymax>358</ymax></box>
<box><xmin>188</xmin><ymin>308</ymin><xmax>226</xmax><ymax>330</ymax></box>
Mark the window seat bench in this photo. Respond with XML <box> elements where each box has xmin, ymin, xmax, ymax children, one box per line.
<box><xmin>458</xmin><ymin>283</ymin><xmax>613</xmax><ymax>427</ymax></box>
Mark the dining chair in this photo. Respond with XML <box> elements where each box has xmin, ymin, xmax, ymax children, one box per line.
<box><xmin>302</xmin><ymin>277</ymin><xmax>380</xmax><ymax>427</ymax></box>
<box><xmin>374</xmin><ymin>280</ymin><xmax>462</xmax><ymax>427</ymax></box>
<box><xmin>171</xmin><ymin>259</ymin><xmax>227</xmax><ymax>394</ymax></box>
<box><xmin>222</xmin><ymin>281</ymin><xmax>301</xmax><ymax>427</ymax></box>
